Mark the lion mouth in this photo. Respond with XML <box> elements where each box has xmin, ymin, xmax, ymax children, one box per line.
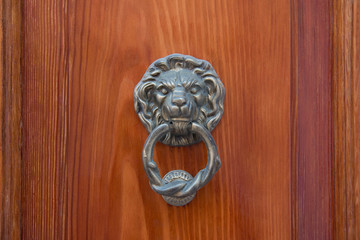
<box><xmin>168</xmin><ymin>120</ymin><xmax>192</xmax><ymax>135</ymax></box>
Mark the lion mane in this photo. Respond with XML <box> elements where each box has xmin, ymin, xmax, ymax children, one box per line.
<box><xmin>134</xmin><ymin>54</ymin><xmax>225</xmax><ymax>145</ymax></box>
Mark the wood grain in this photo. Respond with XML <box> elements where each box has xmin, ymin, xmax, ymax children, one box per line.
<box><xmin>333</xmin><ymin>0</ymin><xmax>360</xmax><ymax>239</ymax></box>
<box><xmin>22</xmin><ymin>0</ymin><xmax>291</xmax><ymax>239</ymax></box>
<box><xmin>293</xmin><ymin>0</ymin><xmax>333</xmax><ymax>239</ymax></box>
<box><xmin>290</xmin><ymin>0</ymin><xmax>299</xmax><ymax>238</ymax></box>
<box><xmin>22</xmin><ymin>0</ymin><xmax>359</xmax><ymax>239</ymax></box>
<box><xmin>21</xmin><ymin>0</ymin><xmax>69</xmax><ymax>239</ymax></box>
<box><xmin>0</xmin><ymin>0</ymin><xmax>22</xmax><ymax>239</ymax></box>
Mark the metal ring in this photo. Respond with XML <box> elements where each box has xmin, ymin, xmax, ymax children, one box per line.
<box><xmin>142</xmin><ymin>122</ymin><xmax>221</xmax><ymax>206</ymax></box>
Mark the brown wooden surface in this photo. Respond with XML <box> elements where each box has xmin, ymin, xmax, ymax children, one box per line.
<box><xmin>333</xmin><ymin>0</ymin><xmax>360</xmax><ymax>239</ymax></box>
<box><xmin>22</xmin><ymin>0</ymin><xmax>291</xmax><ymax>239</ymax></box>
<box><xmin>8</xmin><ymin>0</ymin><xmax>357</xmax><ymax>239</ymax></box>
<box><xmin>0</xmin><ymin>0</ymin><xmax>22</xmax><ymax>239</ymax></box>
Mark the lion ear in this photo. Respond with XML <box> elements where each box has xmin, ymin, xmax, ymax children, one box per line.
<box><xmin>134</xmin><ymin>81</ymin><xmax>156</xmax><ymax>132</ymax></box>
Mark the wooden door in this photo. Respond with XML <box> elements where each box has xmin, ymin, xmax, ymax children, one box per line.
<box><xmin>1</xmin><ymin>0</ymin><xmax>359</xmax><ymax>239</ymax></box>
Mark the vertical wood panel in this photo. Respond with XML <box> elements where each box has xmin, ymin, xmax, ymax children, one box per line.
<box><xmin>333</xmin><ymin>0</ymin><xmax>360</xmax><ymax>239</ymax></box>
<box><xmin>294</xmin><ymin>0</ymin><xmax>333</xmax><ymax>239</ymax></box>
<box><xmin>290</xmin><ymin>0</ymin><xmax>299</xmax><ymax>238</ymax></box>
<box><xmin>22</xmin><ymin>0</ymin><xmax>69</xmax><ymax>238</ymax></box>
<box><xmin>0</xmin><ymin>0</ymin><xmax>22</xmax><ymax>239</ymax></box>
<box><xmin>353</xmin><ymin>3</ymin><xmax>360</xmax><ymax>237</ymax></box>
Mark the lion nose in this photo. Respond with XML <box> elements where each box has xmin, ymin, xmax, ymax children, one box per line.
<box><xmin>172</xmin><ymin>95</ymin><xmax>186</xmax><ymax>106</ymax></box>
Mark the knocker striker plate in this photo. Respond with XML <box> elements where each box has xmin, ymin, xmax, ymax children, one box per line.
<box><xmin>161</xmin><ymin>170</ymin><xmax>196</xmax><ymax>206</ymax></box>
<box><xmin>134</xmin><ymin>54</ymin><xmax>225</xmax><ymax>206</ymax></box>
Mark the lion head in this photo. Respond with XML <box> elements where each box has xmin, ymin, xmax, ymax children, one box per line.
<box><xmin>134</xmin><ymin>54</ymin><xmax>225</xmax><ymax>146</ymax></box>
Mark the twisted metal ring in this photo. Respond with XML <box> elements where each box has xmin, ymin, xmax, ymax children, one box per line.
<box><xmin>142</xmin><ymin>122</ymin><xmax>222</xmax><ymax>206</ymax></box>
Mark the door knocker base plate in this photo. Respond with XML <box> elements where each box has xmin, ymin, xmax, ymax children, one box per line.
<box><xmin>161</xmin><ymin>170</ymin><xmax>196</xmax><ymax>206</ymax></box>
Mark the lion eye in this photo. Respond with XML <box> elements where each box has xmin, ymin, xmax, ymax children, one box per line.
<box><xmin>159</xmin><ymin>86</ymin><xmax>169</xmax><ymax>95</ymax></box>
<box><xmin>190</xmin><ymin>86</ymin><xmax>199</xmax><ymax>94</ymax></box>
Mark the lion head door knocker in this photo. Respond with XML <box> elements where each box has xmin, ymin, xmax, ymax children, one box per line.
<box><xmin>134</xmin><ymin>54</ymin><xmax>225</xmax><ymax>206</ymax></box>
